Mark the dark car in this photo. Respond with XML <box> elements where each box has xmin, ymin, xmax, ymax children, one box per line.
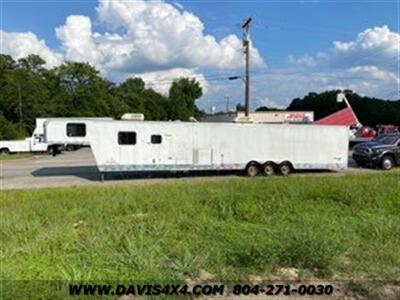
<box><xmin>352</xmin><ymin>134</ymin><xmax>400</xmax><ymax>170</ymax></box>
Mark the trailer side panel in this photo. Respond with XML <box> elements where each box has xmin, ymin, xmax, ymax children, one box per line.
<box><xmin>83</xmin><ymin>121</ymin><xmax>348</xmax><ymax>172</ymax></box>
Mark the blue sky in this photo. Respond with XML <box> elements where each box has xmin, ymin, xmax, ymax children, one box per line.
<box><xmin>1</xmin><ymin>0</ymin><xmax>399</xmax><ymax>110</ymax></box>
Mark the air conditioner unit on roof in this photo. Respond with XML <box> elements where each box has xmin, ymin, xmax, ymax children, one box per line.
<box><xmin>121</xmin><ymin>113</ymin><xmax>144</xmax><ymax>121</ymax></box>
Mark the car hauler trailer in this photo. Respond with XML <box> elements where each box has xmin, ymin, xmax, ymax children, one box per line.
<box><xmin>45</xmin><ymin>119</ymin><xmax>349</xmax><ymax>177</ymax></box>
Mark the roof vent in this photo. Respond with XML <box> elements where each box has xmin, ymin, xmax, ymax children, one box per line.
<box><xmin>121</xmin><ymin>113</ymin><xmax>144</xmax><ymax>121</ymax></box>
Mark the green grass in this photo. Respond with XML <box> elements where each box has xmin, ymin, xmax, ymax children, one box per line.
<box><xmin>0</xmin><ymin>153</ymin><xmax>33</xmax><ymax>161</ymax></box>
<box><xmin>1</xmin><ymin>173</ymin><xmax>399</xmax><ymax>283</ymax></box>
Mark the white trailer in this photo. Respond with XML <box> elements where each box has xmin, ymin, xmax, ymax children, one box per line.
<box><xmin>44</xmin><ymin>119</ymin><xmax>349</xmax><ymax>176</ymax></box>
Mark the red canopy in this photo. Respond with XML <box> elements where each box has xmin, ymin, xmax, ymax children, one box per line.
<box><xmin>314</xmin><ymin>107</ymin><xmax>358</xmax><ymax>126</ymax></box>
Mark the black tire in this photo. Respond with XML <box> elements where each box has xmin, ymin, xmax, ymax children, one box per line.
<box><xmin>245</xmin><ymin>162</ymin><xmax>260</xmax><ymax>177</ymax></box>
<box><xmin>278</xmin><ymin>162</ymin><xmax>292</xmax><ymax>176</ymax></box>
<box><xmin>261</xmin><ymin>162</ymin><xmax>275</xmax><ymax>176</ymax></box>
<box><xmin>381</xmin><ymin>155</ymin><xmax>394</xmax><ymax>170</ymax></box>
<box><xmin>1</xmin><ymin>148</ymin><xmax>10</xmax><ymax>155</ymax></box>
<box><xmin>66</xmin><ymin>144</ymin><xmax>75</xmax><ymax>151</ymax></box>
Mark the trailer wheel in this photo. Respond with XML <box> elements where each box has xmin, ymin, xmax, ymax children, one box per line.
<box><xmin>381</xmin><ymin>155</ymin><xmax>394</xmax><ymax>170</ymax></box>
<box><xmin>262</xmin><ymin>162</ymin><xmax>275</xmax><ymax>176</ymax></box>
<box><xmin>278</xmin><ymin>162</ymin><xmax>292</xmax><ymax>176</ymax></box>
<box><xmin>245</xmin><ymin>162</ymin><xmax>260</xmax><ymax>177</ymax></box>
<box><xmin>0</xmin><ymin>148</ymin><xmax>10</xmax><ymax>155</ymax></box>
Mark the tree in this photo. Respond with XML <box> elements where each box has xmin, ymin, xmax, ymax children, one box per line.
<box><xmin>0</xmin><ymin>113</ymin><xmax>24</xmax><ymax>140</ymax></box>
<box><xmin>113</xmin><ymin>78</ymin><xmax>146</xmax><ymax>117</ymax></box>
<box><xmin>52</xmin><ymin>62</ymin><xmax>110</xmax><ymax>117</ymax></box>
<box><xmin>0</xmin><ymin>54</ymin><xmax>17</xmax><ymax>71</ymax></box>
<box><xmin>168</xmin><ymin>78</ymin><xmax>202</xmax><ymax>120</ymax></box>
<box><xmin>236</xmin><ymin>103</ymin><xmax>245</xmax><ymax>112</ymax></box>
<box><xmin>18</xmin><ymin>54</ymin><xmax>46</xmax><ymax>74</ymax></box>
<box><xmin>0</xmin><ymin>54</ymin><xmax>49</xmax><ymax>134</ymax></box>
<box><xmin>142</xmin><ymin>89</ymin><xmax>169</xmax><ymax>121</ymax></box>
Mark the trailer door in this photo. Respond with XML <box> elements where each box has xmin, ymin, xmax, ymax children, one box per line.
<box><xmin>162</xmin><ymin>125</ymin><xmax>193</xmax><ymax>170</ymax></box>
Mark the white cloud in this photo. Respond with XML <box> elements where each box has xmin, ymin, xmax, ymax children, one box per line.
<box><xmin>1</xmin><ymin>0</ymin><xmax>263</xmax><ymax>81</ymax></box>
<box><xmin>286</xmin><ymin>25</ymin><xmax>399</xmax><ymax>74</ymax></box>
<box><xmin>55</xmin><ymin>15</ymin><xmax>102</xmax><ymax>66</ymax></box>
<box><xmin>130</xmin><ymin>68</ymin><xmax>209</xmax><ymax>95</ymax></box>
<box><xmin>330</xmin><ymin>25</ymin><xmax>399</xmax><ymax>72</ymax></box>
<box><xmin>333</xmin><ymin>26</ymin><xmax>398</xmax><ymax>54</ymax></box>
<box><xmin>0</xmin><ymin>30</ymin><xmax>62</xmax><ymax>67</ymax></box>
<box><xmin>274</xmin><ymin>25</ymin><xmax>399</xmax><ymax>106</ymax></box>
<box><xmin>257</xmin><ymin>97</ymin><xmax>285</xmax><ymax>109</ymax></box>
<box><xmin>288</xmin><ymin>54</ymin><xmax>316</xmax><ymax>67</ymax></box>
<box><xmin>93</xmin><ymin>0</ymin><xmax>264</xmax><ymax>73</ymax></box>
<box><xmin>201</xmin><ymin>66</ymin><xmax>399</xmax><ymax>112</ymax></box>
<box><xmin>347</xmin><ymin>65</ymin><xmax>399</xmax><ymax>84</ymax></box>
<box><xmin>1</xmin><ymin>0</ymin><xmax>267</xmax><ymax>102</ymax></box>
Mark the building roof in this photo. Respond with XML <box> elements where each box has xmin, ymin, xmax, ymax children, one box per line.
<box><xmin>314</xmin><ymin>107</ymin><xmax>358</xmax><ymax>126</ymax></box>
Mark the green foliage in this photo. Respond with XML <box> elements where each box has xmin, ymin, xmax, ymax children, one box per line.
<box><xmin>18</xmin><ymin>54</ymin><xmax>46</xmax><ymax>73</ymax></box>
<box><xmin>1</xmin><ymin>55</ymin><xmax>50</xmax><ymax>133</ymax></box>
<box><xmin>112</xmin><ymin>78</ymin><xmax>170</xmax><ymax>120</ymax></box>
<box><xmin>168</xmin><ymin>78</ymin><xmax>203</xmax><ymax>120</ymax></box>
<box><xmin>51</xmin><ymin>62</ymin><xmax>110</xmax><ymax>117</ymax></box>
<box><xmin>0</xmin><ymin>54</ymin><xmax>203</xmax><ymax>139</ymax></box>
<box><xmin>0</xmin><ymin>114</ymin><xmax>25</xmax><ymax>140</ymax></box>
<box><xmin>287</xmin><ymin>90</ymin><xmax>400</xmax><ymax>126</ymax></box>
<box><xmin>236</xmin><ymin>103</ymin><xmax>245</xmax><ymax>112</ymax></box>
<box><xmin>277</xmin><ymin>228</ymin><xmax>343</xmax><ymax>275</ymax></box>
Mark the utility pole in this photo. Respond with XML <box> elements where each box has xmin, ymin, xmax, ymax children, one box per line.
<box><xmin>17</xmin><ymin>84</ymin><xmax>23</xmax><ymax>130</ymax></box>
<box><xmin>242</xmin><ymin>17</ymin><xmax>252</xmax><ymax>117</ymax></box>
<box><xmin>225</xmin><ymin>96</ymin><xmax>231</xmax><ymax>113</ymax></box>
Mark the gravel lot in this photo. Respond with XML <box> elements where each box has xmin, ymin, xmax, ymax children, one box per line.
<box><xmin>0</xmin><ymin>147</ymin><xmax>388</xmax><ymax>190</ymax></box>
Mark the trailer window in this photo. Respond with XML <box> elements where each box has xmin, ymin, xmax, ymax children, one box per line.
<box><xmin>151</xmin><ymin>135</ymin><xmax>162</xmax><ymax>144</ymax></box>
<box><xmin>118</xmin><ymin>132</ymin><xmax>136</xmax><ymax>145</ymax></box>
<box><xmin>67</xmin><ymin>123</ymin><xmax>86</xmax><ymax>137</ymax></box>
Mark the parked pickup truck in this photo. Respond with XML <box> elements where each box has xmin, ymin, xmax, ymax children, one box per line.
<box><xmin>352</xmin><ymin>134</ymin><xmax>400</xmax><ymax>170</ymax></box>
<box><xmin>0</xmin><ymin>136</ymin><xmax>49</xmax><ymax>154</ymax></box>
